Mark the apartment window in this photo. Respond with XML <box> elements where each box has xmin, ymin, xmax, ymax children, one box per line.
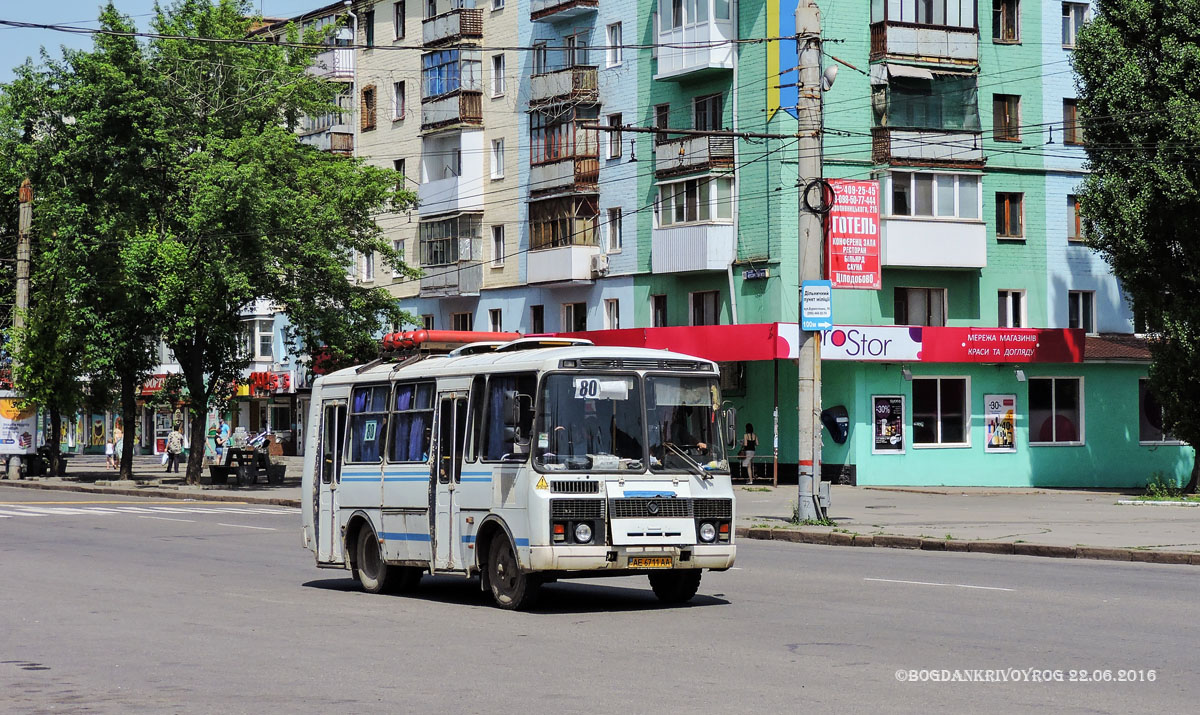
<box><xmin>1067</xmin><ymin>195</ymin><xmax>1083</xmax><ymax>242</ymax></box>
<box><xmin>533</xmin><ymin>43</ymin><xmax>548</xmax><ymax>75</ymax></box>
<box><xmin>529</xmin><ymin>195</ymin><xmax>599</xmax><ymax>250</ymax></box>
<box><xmin>530</xmin><ymin>305</ymin><xmax>545</xmax><ymax>334</ymax></box>
<box><xmin>604</xmin><ymin>299</ymin><xmax>620</xmax><ymax>330</ymax></box>
<box><xmin>1062</xmin><ymin>2</ymin><xmax>1089</xmax><ymax>47</ymax></box>
<box><xmin>491</xmin><ymin>54</ymin><xmax>505</xmax><ymax>96</ymax></box>
<box><xmin>361</xmin><ymin>85</ymin><xmax>377</xmax><ymax>131</ymax></box>
<box><xmin>419</xmin><ymin>214</ymin><xmax>482</xmax><ymax>266</ymax></box>
<box><xmin>998</xmin><ymin>290</ymin><xmax>1025</xmax><ymax>328</ymax></box>
<box><xmin>529</xmin><ymin>106</ymin><xmax>600</xmax><ymax>164</ymax></box>
<box><xmin>362</xmin><ymin>251</ymin><xmax>375</xmax><ymax>282</ymax></box>
<box><xmin>422</xmin><ymin>314</ymin><xmax>435</xmax><ymax>330</ymax></box>
<box><xmin>1068</xmin><ymin>290</ymin><xmax>1095</xmax><ymax>334</ymax></box>
<box><xmin>1139</xmin><ymin>380</ymin><xmax>1178</xmax><ymax>443</ymax></box>
<box><xmin>422</xmin><ymin>49</ymin><xmax>481</xmax><ymax>98</ymax></box>
<box><xmin>491</xmin><ymin>225</ymin><xmax>505</xmax><ymax>267</ymax></box>
<box><xmin>652</xmin><ymin>295</ymin><xmax>668</xmax><ymax>327</ymax></box>
<box><xmin>894</xmin><ymin>287</ymin><xmax>946</xmax><ymax>327</ymax></box>
<box><xmin>992</xmin><ymin>0</ymin><xmax>1019</xmax><ymax>42</ymax></box>
<box><xmin>255</xmin><ymin>320</ymin><xmax>274</xmax><ymax>360</ymax></box>
<box><xmin>392</xmin><ymin>239</ymin><xmax>405</xmax><ymax>277</ymax></box>
<box><xmin>491</xmin><ymin>139</ymin><xmax>505</xmax><ymax>179</ymax></box>
<box><xmin>564</xmin><ymin>32</ymin><xmax>589</xmax><ymax>67</ymax></box>
<box><xmin>488</xmin><ymin>309</ymin><xmax>503</xmax><ymax>332</ymax></box>
<box><xmin>872</xmin><ymin>0</ymin><xmax>977</xmax><ymax>27</ymax></box>
<box><xmin>393</xmin><ymin>1</ymin><xmax>405</xmax><ymax>39</ymax></box>
<box><xmin>394</xmin><ymin>158</ymin><xmax>406</xmax><ymax>179</ymax></box>
<box><xmin>364</xmin><ymin>9</ymin><xmax>375</xmax><ymax>47</ymax></box>
<box><xmin>890</xmin><ymin>172</ymin><xmax>980</xmax><ymax>219</ymax></box>
<box><xmin>607</xmin><ymin>23</ymin><xmax>623</xmax><ymax>66</ymax></box>
<box><xmin>607</xmin><ymin>113</ymin><xmax>622</xmax><ymax>158</ymax></box>
<box><xmin>425</xmin><ymin>0</ymin><xmax>437</xmax><ymax>18</ymax></box>
<box><xmin>1062</xmin><ymin>99</ymin><xmax>1081</xmax><ymax>144</ymax></box>
<box><xmin>654</xmin><ymin>104</ymin><xmax>671</xmax><ymax>143</ymax></box>
<box><xmin>912</xmin><ymin>378</ymin><xmax>969</xmax><ymax>446</ymax></box>
<box><xmin>657</xmin><ymin>176</ymin><xmax>734</xmax><ymax>226</ymax></box>
<box><xmin>1030</xmin><ymin>377</ymin><xmax>1082</xmax><ymax>444</ymax></box>
<box><xmin>492</xmin><ymin>0</ymin><xmax>504</xmax><ymax>9</ymax></box>
<box><xmin>451</xmin><ymin>312</ymin><xmax>474</xmax><ymax>331</ymax></box>
<box><xmin>392</xmin><ymin>81</ymin><xmax>405</xmax><ymax>120</ymax></box>
<box><xmin>995</xmin><ymin>192</ymin><xmax>1024</xmax><ymax>238</ymax></box>
<box><xmin>694</xmin><ymin>94</ymin><xmax>723</xmax><ymax>131</ymax></box>
<box><xmin>691</xmin><ymin>291</ymin><xmax>719</xmax><ymax>326</ymax></box>
<box><xmin>563</xmin><ymin>302</ymin><xmax>587</xmax><ymax>332</ymax></box>
<box><xmin>651</xmin><ymin>12</ymin><xmax>659</xmax><ymax>57</ymax></box>
<box><xmin>607</xmin><ymin>207</ymin><xmax>623</xmax><ymax>251</ymax></box>
<box><xmin>993</xmin><ymin>94</ymin><xmax>1020</xmax><ymax>141</ymax></box>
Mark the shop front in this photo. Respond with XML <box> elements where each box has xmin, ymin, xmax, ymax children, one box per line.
<box><xmin>236</xmin><ymin>369</ymin><xmax>299</xmax><ymax>455</ymax></box>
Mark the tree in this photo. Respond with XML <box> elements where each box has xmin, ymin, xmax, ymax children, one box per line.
<box><xmin>1073</xmin><ymin>1</ymin><xmax>1200</xmax><ymax>491</ymax></box>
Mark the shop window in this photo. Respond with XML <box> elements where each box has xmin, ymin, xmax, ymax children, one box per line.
<box><xmin>1139</xmin><ymin>379</ymin><xmax>1178</xmax><ymax>443</ymax></box>
<box><xmin>388</xmin><ymin>382</ymin><xmax>434</xmax><ymax>462</ymax></box>
<box><xmin>1029</xmin><ymin>377</ymin><xmax>1082</xmax><ymax>444</ymax></box>
<box><xmin>894</xmin><ymin>287</ymin><xmax>946</xmax><ymax>327</ymax></box>
<box><xmin>912</xmin><ymin>377</ymin><xmax>968</xmax><ymax>446</ymax></box>
<box><xmin>348</xmin><ymin>385</ymin><xmax>390</xmax><ymax>463</ymax></box>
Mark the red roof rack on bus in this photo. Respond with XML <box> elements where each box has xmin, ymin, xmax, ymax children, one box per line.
<box><xmin>381</xmin><ymin>330</ymin><xmax>523</xmax><ymax>354</ymax></box>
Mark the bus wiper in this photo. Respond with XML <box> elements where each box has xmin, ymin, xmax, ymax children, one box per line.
<box><xmin>665</xmin><ymin>442</ymin><xmax>712</xmax><ymax>480</ymax></box>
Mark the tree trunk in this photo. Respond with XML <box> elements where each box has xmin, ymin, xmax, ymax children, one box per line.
<box><xmin>182</xmin><ymin>365</ymin><xmax>209</xmax><ymax>486</ymax></box>
<box><xmin>1185</xmin><ymin>449</ymin><xmax>1199</xmax><ymax>494</ymax></box>
<box><xmin>48</xmin><ymin>407</ymin><xmax>63</xmax><ymax>477</ymax></box>
<box><xmin>118</xmin><ymin>371</ymin><xmax>139</xmax><ymax>481</ymax></box>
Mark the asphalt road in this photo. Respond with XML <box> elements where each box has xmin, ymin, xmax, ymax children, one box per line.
<box><xmin>1</xmin><ymin>486</ymin><xmax>1196</xmax><ymax>714</ymax></box>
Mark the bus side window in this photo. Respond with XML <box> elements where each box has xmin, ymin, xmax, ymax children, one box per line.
<box><xmin>464</xmin><ymin>375</ymin><xmax>486</xmax><ymax>463</ymax></box>
<box><xmin>482</xmin><ymin>372</ymin><xmax>536</xmax><ymax>461</ymax></box>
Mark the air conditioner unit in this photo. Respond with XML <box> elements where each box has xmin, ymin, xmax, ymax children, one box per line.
<box><xmin>591</xmin><ymin>253</ymin><xmax>610</xmax><ymax>276</ymax></box>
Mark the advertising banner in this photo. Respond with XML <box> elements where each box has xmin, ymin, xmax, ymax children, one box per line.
<box><xmin>872</xmin><ymin>395</ymin><xmax>905</xmax><ymax>453</ymax></box>
<box><xmin>0</xmin><ymin>394</ymin><xmax>37</xmax><ymax>455</ymax></box>
<box><xmin>985</xmin><ymin>394</ymin><xmax>1017</xmax><ymax>452</ymax></box>
<box><xmin>919</xmin><ymin>328</ymin><xmax>1085</xmax><ymax>363</ymax></box>
<box><xmin>827</xmin><ymin>179</ymin><xmax>882</xmax><ymax>290</ymax></box>
<box><xmin>821</xmin><ymin>326</ymin><xmax>924</xmax><ymax>362</ymax></box>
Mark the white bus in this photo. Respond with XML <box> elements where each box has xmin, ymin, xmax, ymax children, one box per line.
<box><xmin>300</xmin><ymin>335</ymin><xmax>736</xmax><ymax>609</ymax></box>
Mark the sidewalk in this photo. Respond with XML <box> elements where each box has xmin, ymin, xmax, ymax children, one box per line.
<box><xmin>4</xmin><ymin>462</ymin><xmax>1198</xmax><ymax>564</ymax></box>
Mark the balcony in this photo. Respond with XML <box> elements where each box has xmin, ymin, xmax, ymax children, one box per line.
<box><xmin>872</xmin><ymin>127</ymin><xmax>984</xmax><ymax>167</ymax></box>
<box><xmin>656</xmin><ymin>18</ymin><xmax>735</xmax><ymax>80</ymax></box>
<box><xmin>421</xmin><ymin>91</ymin><xmax>483</xmax><ymax>131</ymax></box>
<box><xmin>527</xmin><ymin>243</ymin><xmax>600</xmax><ymax>284</ymax></box>
<box><xmin>654</xmin><ymin>135</ymin><xmax>735</xmax><ymax>178</ymax></box>
<box><xmin>531</xmin><ymin>0</ymin><xmax>598</xmax><ymax>22</ymax></box>
<box><xmin>422</xmin><ymin>8</ymin><xmax>483</xmax><ymax>48</ymax></box>
<box><xmin>881</xmin><ymin>218</ymin><xmax>986</xmax><ymax>269</ymax></box>
<box><xmin>419</xmin><ymin>260</ymin><xmax>483</xmax><ymax>297</ymax></box>
<box><xmin>418</xmin><ymin>175</ymin><xmax>484</xmax><ymax>217</ymax></box>
<box><xmin>529</xmin><ymin>66</ymin><xmax>598</xmax><ymax>107</ymax></box>
<box><xmin>311</xmin><ymin>47</ymin><xmax>354</xmax><ymax>80</ymax></box>
<box><xmin>651</xmin><ymin>224</ymin><xmax>735</xmax><ymax>273</ymax></box>
<box><xmin>870</xmin><ymin>22</ymin><xmax>979</xmax><ymax>66</ymax></box>
<box><xmin>298</xmin><ymin>128</ymin><xmax>354</xmax><ymax>155</ymax></box>
<box><xmin>529</xmin><ymin>156</ymin><xmax>599</xmax><ymax>197</ymax></box>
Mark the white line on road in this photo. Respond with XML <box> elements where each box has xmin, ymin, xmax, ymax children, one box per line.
<box><xmin>137</xmin><ymin>515</ymin><xmax>195</xmax><ymax>523</ymax></box>
<box><xmin>864</xmin><ymin>577</ymin><xmax>1015</xmax><ymax>592</ymax></box>
<box><xmin>216</xmin><ymin>523</ymin><xmax>276</xmax><ymax>531</ymax></box>
<box><xmin>0</xmin><ymin>508</ymin><xmax>46</xmax><ymax>517</ymax></box>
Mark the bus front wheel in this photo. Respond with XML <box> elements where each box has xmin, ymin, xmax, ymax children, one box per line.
<box><xmin>648</xmin><ymin>570</ymin><xmax>702</xmax><ymax>604</ymax></box>
<box><xmin>487</xmin><ymin>537</ymin><xmax>539</xmax><ymax>610</ymax></box>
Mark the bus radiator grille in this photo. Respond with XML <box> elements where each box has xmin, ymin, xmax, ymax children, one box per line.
<box><xmin>551</xmin><ymin>480</ymin><xmax>601</xmax><ymax>494</ymax></box>
<box><xmin>609</xmin><ymin>498</ymin><xmax>694</xmax><ymax>519</ymax></box>
<box><xmin>693</xmin><ymin>498</ymin><xmax>733</xmax><ymax>520</ymax></box>
<box><xmin>550</xmin><ymin>499</ymin><xmax>605</xmax><ymax>519</ymax></box>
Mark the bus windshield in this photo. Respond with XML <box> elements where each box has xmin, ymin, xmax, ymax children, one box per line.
<box><xmin>534</xmin><ymin>374</ymin><xmax>645</xmax><ymax>471</ymax></box>
<box><xmin>646</xmin><ymin>375</ymin><xmax>728</xmax><ymax>473</ymax></box>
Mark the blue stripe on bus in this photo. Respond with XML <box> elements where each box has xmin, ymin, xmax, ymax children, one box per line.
<box><xmin>383</xmin><ymin>476</ymin><xmax>428</xmax><ymax>482</ymax></box>
<box><xmin>461</xmin><ymin>534</ymin><xmax>476</xmax><ymax>543</ymax></box>
<box><xmin>460</xmin><ymin>477</ymin><xmax>492</xmax><ymax>483</ymax></box>
<box><xmin>341</xmin><ymin>476</ymin><xmax>381</xmax><ymax>482</ymax></box>
<box><xmin>380</xmin><ymin>532</ymin><xmax>432</xmax><ymax>542</ymax></box>
<box><xmin>623</xmin><ymin>490</ymin><xmax>677</xmax><ymax>497</ymax></box>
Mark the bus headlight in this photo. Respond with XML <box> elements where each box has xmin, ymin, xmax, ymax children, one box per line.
<box><xmin>574</xmin><ymin>523</ymin><xmax>593</xmax><ymax>544</ymax></box>
<box><xmin>698</xmin><ymin>522</ymin><xmax>717</xmax><ymax>543</ymax></box>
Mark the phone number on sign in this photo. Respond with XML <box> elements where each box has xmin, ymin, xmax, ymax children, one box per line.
<box><xmin>895</xmin><ymin>669</ymin><xmax>1157</xmax><ymax>683</ymax></box>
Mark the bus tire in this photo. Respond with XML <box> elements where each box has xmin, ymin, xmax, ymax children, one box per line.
<box><xmin>487</xmin><ymin>537</ymin><xmax>539</xmax><ymax>610</ymax></box>
<box><xmin>648</xmin><ymin>570</ymin><xmax>702</xmax><ymax>604</ymax></box>
<box><xmin>355</xmin><ymin>527</ymin><xmax>393</xmax><ymax>594</ymax></box>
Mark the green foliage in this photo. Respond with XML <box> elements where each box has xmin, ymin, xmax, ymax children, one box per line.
<box><xmin>1073</xmin><ymin>1</ymin><xmax>1200</xmax><ymax>490</ymax></box>
<box><xmin>1144</xmin><ymin>472</ymin><xmax>1186</xmax><ymax>500</ymax></box>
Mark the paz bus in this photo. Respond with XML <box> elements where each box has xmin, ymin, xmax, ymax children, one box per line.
<box><xmin>300</xmin><ymin>331</ymin><xmax>737</xmax><ymax>609</ymax></box>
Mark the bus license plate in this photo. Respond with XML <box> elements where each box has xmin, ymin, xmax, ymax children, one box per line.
<box><xmin>629</xmin><ymin>556</ymin><xmax>673</xmax><ymax>569</ymax></box>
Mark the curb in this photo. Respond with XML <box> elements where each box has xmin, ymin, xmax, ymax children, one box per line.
<box><xmin>735</xmin><ymin>526</ymin><xmax>1200</xmax><ymax>566</ymax></box>
<box><xmin>0</xmin><ymin>479</ymin><xmax>301</xmax><ymax>508</ymax></box>
<box><xmin>1115</xmin><ymin>499</ymin><xmax>1200</xmax><ymax>507</ymax></box>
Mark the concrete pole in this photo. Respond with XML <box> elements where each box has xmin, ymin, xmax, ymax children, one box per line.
<box><xmin>14</xmin><ymin>179</ymin><xmax>32</xmax><ymax>387</ymax></box>
<box><xmin>795</xmin><ymin>3</ymin><xmax>824</xmax><ymax>521</ymax></box>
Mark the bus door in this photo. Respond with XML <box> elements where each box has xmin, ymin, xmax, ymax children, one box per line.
<box><xmin>316</xmin><ymin>400</ymin><xmax>347</xmax><ymax>564</ymax></box>
<box><xmin>432</xmin><ymin>393</ymin><xmax>468</xmax><ymax>571</ymax></box>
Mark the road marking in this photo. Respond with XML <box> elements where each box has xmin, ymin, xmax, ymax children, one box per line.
<box><xmin>0</xmin><ymin>508</ymin><xmax>46</xmax><ymax>517</ymax></box>
<box><xmin>137</xmin><ymin>515</ymin><xmax>195</xmax><ymax>523</ymax></box>
<box><xmin>217</xmin><ymin>523</ymin><xmax>276</xmax><ymax>531</ymax></box>
<box><xmin>864</xmin><ymin>577</ymin><xmax>1015</xmax><ymax>592</ymax></box>
<box><xmin>0</xmin><ymin>500</ymin><xmax>249</xmax><ymax>506</ymax></box>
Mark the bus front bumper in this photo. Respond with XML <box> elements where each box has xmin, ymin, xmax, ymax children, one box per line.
<box><xmin>527</xmin><ymin>544</ymin><xmax>736</xmax><ymax>572</ymax></box>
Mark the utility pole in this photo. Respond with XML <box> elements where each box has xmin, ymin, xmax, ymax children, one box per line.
<box><xmin>795</xmin><ymin>2</ymin><xmax>826</xmax><ymax>521</ymax></box>
<box><xmin>14</xmin><ymin>178</ymin><xmax>32</xmax><ymax>387</ymax></box>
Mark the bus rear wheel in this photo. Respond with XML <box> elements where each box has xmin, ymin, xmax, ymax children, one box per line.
<box><xmin>355</xmin><ymin>527</ymin><xmax>393</xmax><ymax>594</ymax></box>
<box><xmin>648</xmin><ymin>570</ymin><xmax>702</xmax><ymax>604</ymax></box>
<box><xmin>487</xmin><ymin>537</ymin><xmax>539</xmax><ymax>610</ymax></box>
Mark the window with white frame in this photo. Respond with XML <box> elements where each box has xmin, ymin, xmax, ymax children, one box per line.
<box><xmin>607</xmin><ymin>23</ymin><xmax>622</xmax><ymax>66</ymax></box>
<box><xmin>491</xmin><ymin>138</ymin><xmax>504</xmax><ymax>179</ymax></box>
<box><xmin>491</xmin><ymin>54</ymin><xmax>505</xmax><ymax>96</ymax></box>
<box><xmin>256</xmin><ymin>320</ymin><xmax>274</xmax><ymax>360</ymax></box>
<box><xmin>563</xmin><ymin>302</ymin><xmax>587</xmax><ymax>332</ymax></box>
<box><xmin>657</xmin><ymin>176</ymin><xmax>733</xmax><ymax>226</ymax></box>
<box><xmin>533</xmin><ymin>43</ymin><xmax>548</xmax><ymax>74</ymax></box>
<box><xmin>491</xmin><ymin>225</ymin><xmax>504</xmax><ymax>267</ymax></box>
<box><xmin>604</xmin><ymin>299</ymin><xmax>620</xmax><ymax>329</ymax></box>
<box><xmin>1068</xmin><ymin>290</ymin><xmax>1095</xmax><ymax>334</ymax></box>
<box><xmin>393</xmin><ymin>1</ymin><xmax>405</xmax><ymax>39</ymax></box>
<box><xmin>488</xmin><ymin>308</ymin><xmax>502</xmax><ymax>332</ymax></box>
<box><xmin>492</xmin><ymin>0</ymin><xmax>504</xmax><ymax>9</ymax></box>
<box><xmin>1139</xmin><ymin>379</ymin><xmax>1178</xmax><ymax>443</ymax></box>
<box><xmin>894</xmin><ymin>287</ymin><xmax>947</xmax><ymax>327</ymax></box>
<box><xmin>451</xmin><ymin>312</ymin><xmax>474</xmax><ymax>331</ymax></box>
<box><xmin>998</xmin><ymin>289</ymin><xmax>1025</xmax><ymax>328</ymax></box>
<box><xmin>420</xmin><ymin>214</ymin><xmax>481</xmax><ymax>266</ymax></box>
<box><xmin>1030</xmin><ymin>377</ymin><xmax>1082</xmax><ymax>444</ymax></box>
<box><xmin>392</xmin><ymin>239</ymin><xmax>405</xmax><ymax>277</ymax></box>
<box><xmin>889</xmin><ymin>172</ymin><xmax>980</xmax><ymax>219</ymax></box>
<box><xmin>691</xmin><ymin>291</ymin><xmax>719</xmax><ymax>326</ymax></box>
<box><xmin>1062</xmin><ymin>2</ymin><xmax>1089</xmax><ymax>47</ymax></box>
<box><xmin>912</xmin><ymin>377</ymin><xmax>969</xmax><ymax>446</ymax></box>
<box><xmin>607</xmin><ymin>207</ymin><xmax>622</xmax><ymax>251</ymax></box>
<box><xmin>871</xmin><ymin>0</ymin><xmax>978</xmax><ymax>27</ymax></box>
<box><xmin>392</xmin><ymin>81</ymin><xmax>405</xmax><ymax>120</ymax></box>
<box><xmin>362</xmin><ymin>251</ymin><xmax>375</xmax><ymax>282</ymax></box>
<box><xmin>607</xmin><ymin>113</ymin><xmax>622</xmax><ymax>158</ymax></box>
<box><xmin>422</xmin><ymin>314</ymin><xmax>435</xmax><ymax>330</ymax></box>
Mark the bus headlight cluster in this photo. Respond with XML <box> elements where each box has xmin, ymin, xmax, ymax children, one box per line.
<box><xmin>552</xmin><ymin>521</ymin><xmax>599</xmax><ymax>545</ymax></box>
<box><xmin>574</xmin><ymin>523</ymin><xmax>593</xmax><ymax>544</ymax></box>
<box><xmin>698</xmin><ymin>522</ymin><xmax>717</xmax><ymax>543</ymax></box>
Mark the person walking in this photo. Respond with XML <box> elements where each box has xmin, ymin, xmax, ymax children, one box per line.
<box><xmin>112</xmin><ymin>423</ymin><xmax>124</xmax><ymax>469</ymax></box>
<box><xmin>105</xmin><ymin>435</ymin><xmax>116</xmax><ymax>470</ymax></box>
<box><xmin>741</xmin><ymin>423</ymin><xmax>758</xmax><ymax>483</ymax></box>
<box><xmin>165</xmin><ymin>424</ymin><xmax>185</xmax><ymax>473</ymax></box>
<box><xmin>215</xmin><ymin>417</ymin><xmax>230</xmax><ymax>464</ymax></box>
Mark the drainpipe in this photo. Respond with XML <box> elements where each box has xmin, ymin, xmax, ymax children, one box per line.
<box><xmin>726</xmin><ymin>0</ymin><xmax>740</xmax><ymax>325</ymax></box>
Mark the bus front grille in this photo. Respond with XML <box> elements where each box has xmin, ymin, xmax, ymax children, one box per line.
<box><xmin>550</xmin><ymin>499</ymin><xmax>605</xmax><ymax>520</ymax></box>
<box><xmin>609</xmin><ymin>498</ymin><xmax>694</xmax><ymax>519</ymax></box>
<box><xmin>693</xmin><ymin>498</ymin><xmax>733</xmax><ymax>519</ymax></box>
<box><xmin>551</xmin><ymin>480</ymin><xmax>600</xmax><ymax>494</ymax></box>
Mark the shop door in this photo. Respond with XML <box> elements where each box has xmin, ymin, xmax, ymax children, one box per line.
<box><xmin>432</xmin><ymin>393</ymin><xmax>468</xmax><ymax>571</ymax></box>
<box><xmin>316</xmin><ymin>401</ymin><xmax>347</xmax><ymax>564</ymax></box>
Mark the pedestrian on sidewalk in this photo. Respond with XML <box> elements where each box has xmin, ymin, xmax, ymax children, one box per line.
<box><xmin>215</xmin><ymin>417</ymin><xmax>230</xmax><ymax>464</ymax></box>
<box><xmin>105</xmin><ymin>436</ymin><xmax>116</xmax><ymax>470</ymax></box>
<box><xmin>165</xmin><ymin>425</ymin><xmax>184</xmax><ymax>473</ymax></box>
<box><xmin>741</xmin><ymin>423</ymin><xmax>758</xmax><ymax>483</ymax></box>
<box><xmin>112</xmin><ymin>423</ymin><xmax>124</xmax><ymax>468</ymax></box>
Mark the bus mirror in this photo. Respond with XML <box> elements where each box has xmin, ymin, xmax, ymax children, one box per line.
<box><xmin>503</xmin><ymin>426</ymin><xmax>520</xmax><ymax>444</ymax></box>
<box><xmin>723</xmin><ymin>407</ymin><xmax>737</xmax><ymax>447</ymax></box>
<box><xmin>502</xmin><ymin>390</ymin><xmax>522</xmax><ymax>428</ymax></box>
